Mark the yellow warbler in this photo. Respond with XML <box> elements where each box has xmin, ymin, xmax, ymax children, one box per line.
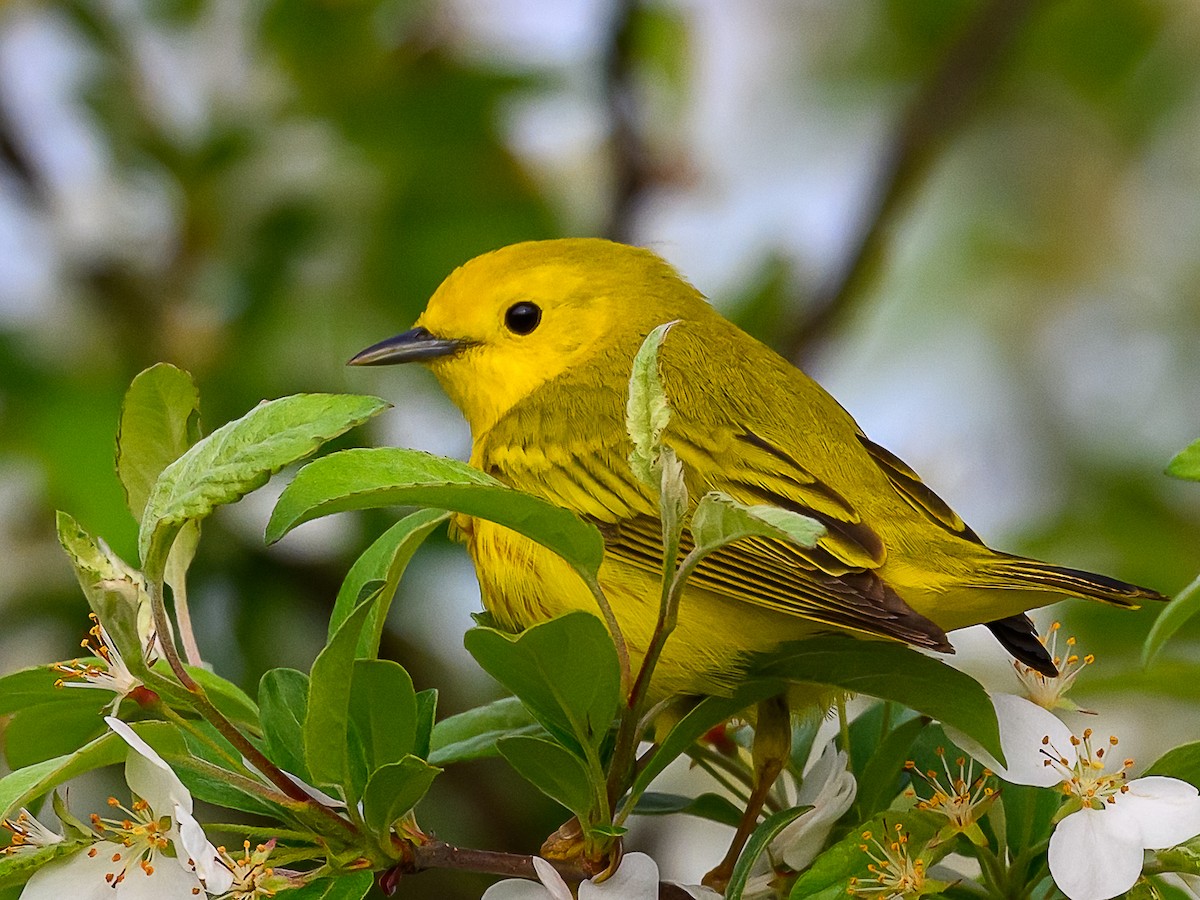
<box><xmin>350</xmin><ymin>238</ymin><xmax>1163</xmax><ymax>701</ymax></box>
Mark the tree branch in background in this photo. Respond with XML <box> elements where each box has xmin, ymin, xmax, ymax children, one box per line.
<box><xmin>785</xmin><ymin>0</ymin><xmax>1041</xmax><ymax>363</ymax></box>
<box><xmin>603</xmin><ymin>0</ymin><xmax>650</xmax><ymax>244</ymax></box>
<box><xmin>0</xmin><ymin>95</ymin><xmax>45</xmax><ymax>202</ymax></box>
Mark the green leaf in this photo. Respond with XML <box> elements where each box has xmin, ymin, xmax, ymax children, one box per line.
<box><xmin>855</xmin><ymin>714</ymin><xmax>928</xmax><ymax>820</ymax></box>
<box><xmin>633</xmin><ymin>791</ymin><xmax>742</xmax><ymax>827</ymax></box>
<box><xmin>54</xmin><ymin>512</ymin><xmax>151</xmax><ymax>657</ymax></box>
<box><xmin>0</xmin><ymin>666</ymin><xmax>102</xmax><ymax>717</ymax></box>
<box><xmin>138</xmin><ymin>393</ymin><xmax>387</xmax><ymax>576</ymax></box>
<box><xmin>1143</xmin><ymin>574</ymin><xmax>1200</xmax><ymax>668</ymax></box>
<box><xmin>789</xmin><ymin>810</ymin><xmax>944</xmax><ymax>899</ymax></box>
<box><xmin>332</xmin><ymin>508</ymin><xmax>449</xmax><ymax>658</ymax></box>
<box><xmin>116</xmin><ymin>363</ymin><xmax>202</xmax><ymax>522</ymax></box>
<box><xmin>0</xmin><ymin>733</ymin><xmax>124</xmax><ymax>820</ymax></box>
<box><xmin>413</xmin><ymin>689</ymin><xmax>437</xmax><ymax>760</ymax></box>
<box><xmin>1147</xmin><ymin>741</ymin><xmax>1200</xmax><ymax>786</ymax></box>
<box><xmin>464</xmin><ymin>613</ymin><xmax>620</xmax><ymax>754</ymax></box>
<box><xmin>497</xmin><ymin>735</ymin><xmax>596</xmax><ymax>822</ymax></box>
<box><xmin>185</xmin><ymin>665</ymin><xmax>260</xmax><ymax>731</ymax></box>
<box><xmin>259</xmin><ymin>668</ymin><xmax>311</xmax><ymax>780</ymax></box>
<box><xmin>691</xmin><ymin>491</ymin><xmax>825</xmax><ymax>554</ymax></box>
<box><xmin>999</xmin><ymin>781</ymin><xmax>1060</xmax><ymax>860</ymax></box>
<box><xmin>631</xmin><ymin>686</ymin><xmax>777</xmax><ymax>805</ymax></box>
<box><xmin>132</xmin><ymin>722</ymin><xmax>280</xmax><ymax>817</ymax></box>
<box><xmin>361</xmin><ymin>756</ymin><xmax>440</xmax><ymax>834</ymax></box>
<box><xmin>348</xmin><ymin>659</ymin><xmax>417</xmax><ymax>799</ymax></box>
<box><xmin>725</xmin><ymin>805</ymin><xmax>811</xmax><ymax>900</ymax></box>
<box><xmin>428</xmin><ymin>696</ymin><xmax>543</xmax><ymax>766</ymax></box>
<box><xmin>3</xmin><ymin>702</ymin><xmax>108</xmax><ymax>769</ymax></box>
<box><xmin>266</xmin><ymin>448</ymin><xmax>604</xmax><ymax>576</ymax></box>
<box><xmin>273</xmin><ymin>872</ymin><xmax>374</xmax><ymax>900</ymax></box>
<box><xmin>0</xmin><ymin>840</ymin><xmax>90</xmax><ymax>891</ymax></box>
<box><xmin>1166</xmin><ymin>438</ymin><xmax>1200</xmax><ymax>481</ymax></box>
<box><xmin>751</xmin><ymin>636</ymin><xmax>1004</xmax><ymax>764</ymax></box>
<box><xmin>626</xmin><ymin>320</ymin><xmax>677</xmax><ymax>484</ymax></box>
<box><xmin>306</xmin><ymin>596</ymin><xmax>379</xmax><ymax>790</ymax></box>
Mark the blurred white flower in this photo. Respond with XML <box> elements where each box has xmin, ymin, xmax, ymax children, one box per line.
<box><xmin>957</xmin><ymin>694</ymin><xmax>1200</xmax><ymax>900</ymax></box>
<box><xmin>773</xmin><ymin>741</ymin><xmax>857</xmax><ymax>871</ymax></box>
<box><xmin>18</xmin><ymin>716</ymin><xmax>233</xmax><ymax>899</ymax></box>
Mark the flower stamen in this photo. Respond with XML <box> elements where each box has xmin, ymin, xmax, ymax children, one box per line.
<box><xmin>847</xmin><ymin>822</ymin><xmax>928</xmax><ymax>898</ymax></box>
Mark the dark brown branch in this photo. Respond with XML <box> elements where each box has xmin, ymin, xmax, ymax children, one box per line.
<box><xmin>603</xmin><ymin>0</ymin><xmax>650</xmax><ymax>243</ymax></box>
<box><xmin>784</xmin><ymin>0</ymin><xmax>1042</xmax><ymax>363</ymax></box>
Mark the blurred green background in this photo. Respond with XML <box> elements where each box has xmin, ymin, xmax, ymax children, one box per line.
<box><xmin>1</xmin><ymin>0</ymin><xmax>1198</xmax><ymax>894</ymax></box>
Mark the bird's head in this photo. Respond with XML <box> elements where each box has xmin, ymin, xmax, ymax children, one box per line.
<box><xmin>350</xmin><ymin>238</ymin><xmax>708</xmax><ymax>435</ymax></box>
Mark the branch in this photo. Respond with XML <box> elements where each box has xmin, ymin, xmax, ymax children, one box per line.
<box><xmin>603</xmin><ymin>0</ymin><xmax>650</xmax><ymax>243</ymax></box>
<box><xmin>784</xmin><ymin>0</ymin><xmax>1041</xmax><ymax>362</ymax></box>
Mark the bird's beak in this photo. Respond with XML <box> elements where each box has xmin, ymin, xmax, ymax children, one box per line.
<box><xmin>347</xmin><ymin>327</ymin><xmax>468</xmax><ymax>366</ymax></box>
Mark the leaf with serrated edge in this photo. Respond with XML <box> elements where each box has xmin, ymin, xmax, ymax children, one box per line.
<box><xmin>690</xmin><ymin>491</ymin><xmax>824</xmax><ymax>555</ymax></box>
<box><xmin>267</xmin><ymin>448</ymin><xmax>604</xmax><ymax>576</ymax></box>
<box><xmin>116</xmin><ymin>363</ymin><xmax>202</xmax><ymax>521</ymax></box>
<box><xmin>138</xmin><ymin>393</ymin><xmax>387</xmax><ymax>575</ymax></box>
<box><xmin>626</xmin><ymin>321</ymin><xmax>678</xmax><ymax>484</ymax></box>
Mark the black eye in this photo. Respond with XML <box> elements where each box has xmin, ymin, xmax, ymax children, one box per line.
<box><xmin>504</xmin><ymin>301</ymin><xmax>542</xmax><ymax>335</ymax></box>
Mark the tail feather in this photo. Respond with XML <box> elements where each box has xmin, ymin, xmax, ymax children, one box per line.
<box><xmin>986</xmin><ymin>614</ymin><xmax>1057</xmax><ymax>677</ymax></box>
<box><xmin>986</xmin><ymin>558</ymin><xmax>1168</xmax><ymax>609</ymax></box>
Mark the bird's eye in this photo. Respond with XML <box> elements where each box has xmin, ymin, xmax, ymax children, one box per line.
<box><xmin>504</xmin><ymin>301</ymin><xmax>542</xmax><ymax>335</ymax></box>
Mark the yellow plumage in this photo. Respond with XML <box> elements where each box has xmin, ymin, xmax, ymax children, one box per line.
<box><xmin>351</xmin><ymin>238</ymin><xmax>1164</xmax><ymax>704</ymax></box>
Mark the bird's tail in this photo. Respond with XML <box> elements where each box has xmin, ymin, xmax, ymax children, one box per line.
<box><xmin>981</xmin><ymin>556</ymin><xmax>1168</xmax><ymax>608</ymax></box>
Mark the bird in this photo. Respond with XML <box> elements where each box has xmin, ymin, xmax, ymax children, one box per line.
<box><xmin>348</xmin><ymin>237</ymin><xmax>1165</xmax><ymax>884</ymax></box>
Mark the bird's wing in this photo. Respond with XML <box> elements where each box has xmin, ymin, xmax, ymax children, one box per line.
<box><xmin>479</xmin><ymin>387</ymin><xmax>951</xmax><ymax>652</ymax></box>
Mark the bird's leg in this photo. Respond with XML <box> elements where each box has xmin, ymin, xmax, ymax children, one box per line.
<box><xmin>702</xmin><ymin>695</ymin><xmax>791</xmax><ymax>892</ymax></box>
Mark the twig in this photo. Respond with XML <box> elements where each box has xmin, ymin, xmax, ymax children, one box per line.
<box><xmin>784</xmin><ymin>0</ymin><xmax>1041</xmax><ymax>362</ymax></box>
<box><xmin>145</xmin><ymin>578</ymin><xmax>357</xmax><ymax>837</ymax></box>
<box><xmin>603</xmin><ymin>0</ymin><xmax>649</xmax><ymax>243</ymax></box>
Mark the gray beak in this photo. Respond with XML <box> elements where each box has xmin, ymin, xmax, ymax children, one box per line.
<box><xmin>347</xmin><ymin>327</ymin><xmax>467</xmax><ymax>366</ymax></box>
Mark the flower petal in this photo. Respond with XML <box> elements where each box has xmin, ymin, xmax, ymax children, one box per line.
<box><xmin>1118</xmin><ymin>777</ymin><xmax>1200</xmax><ymax>850</ymax></box>
<box><xmin>105</xmin><ymin>717</ymin><xmax>192</xmax><ymax>816</ymax></box>
<box><xmin>18</xmin><ymin>844</ymin><xmax>117</xmax><ymax>900</ymax></box>
<box><xmin>1048</xmin><ymin>808</ymin><xmax>1145</xmax><ymax>900</ymax></box>
<box><xmin>580</xmin><ymin>852</ymin><xmax>659</xmax><ymax>900</ymax></box>
<box><xmin>173</xmin><ymin>805</ymin><xmax>234</xmax><ymax>894</ymax></box>
<box><xmin>116</xmin><ymin>853</ymin><xmax>207</xmax><ymax>900</ymax></box>
<box><xmin>481</xmin><ymin>880</ymin><xmax>554</xmax><ymax>900</ymax></box>
<box><xmin>533</xmin><ymin>857</ymin><xmax>574</xmax><ymax>900</ymax></box>
<box><xmin>949</xmin><ymin>694</ymin><xmax>1076</xmax><ymax>788</ymax></box>
<box><xmin>670</xmin><ymin>883</ymin><xmax>724</xmax><ymax>899</ymax></box>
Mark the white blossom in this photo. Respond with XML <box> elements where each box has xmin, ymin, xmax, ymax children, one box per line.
<box><xmin>18</xmin><ymin>717</ymin><xmax>234</xmax><ymax>900</ymax></box>
<box><xmin>481</xmin><ymin>852</ymin><xmax>718</xmax><ymax>900</ymax></box>
<box><xmin>957</xmin><ymin>694</ymin><xmax>1200</xmax><ymax>900</ymax></box>
<box><xmin>773</xmin><ymin>741</ymin><xmax>857</xmax><ymax>871</ymax></box>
